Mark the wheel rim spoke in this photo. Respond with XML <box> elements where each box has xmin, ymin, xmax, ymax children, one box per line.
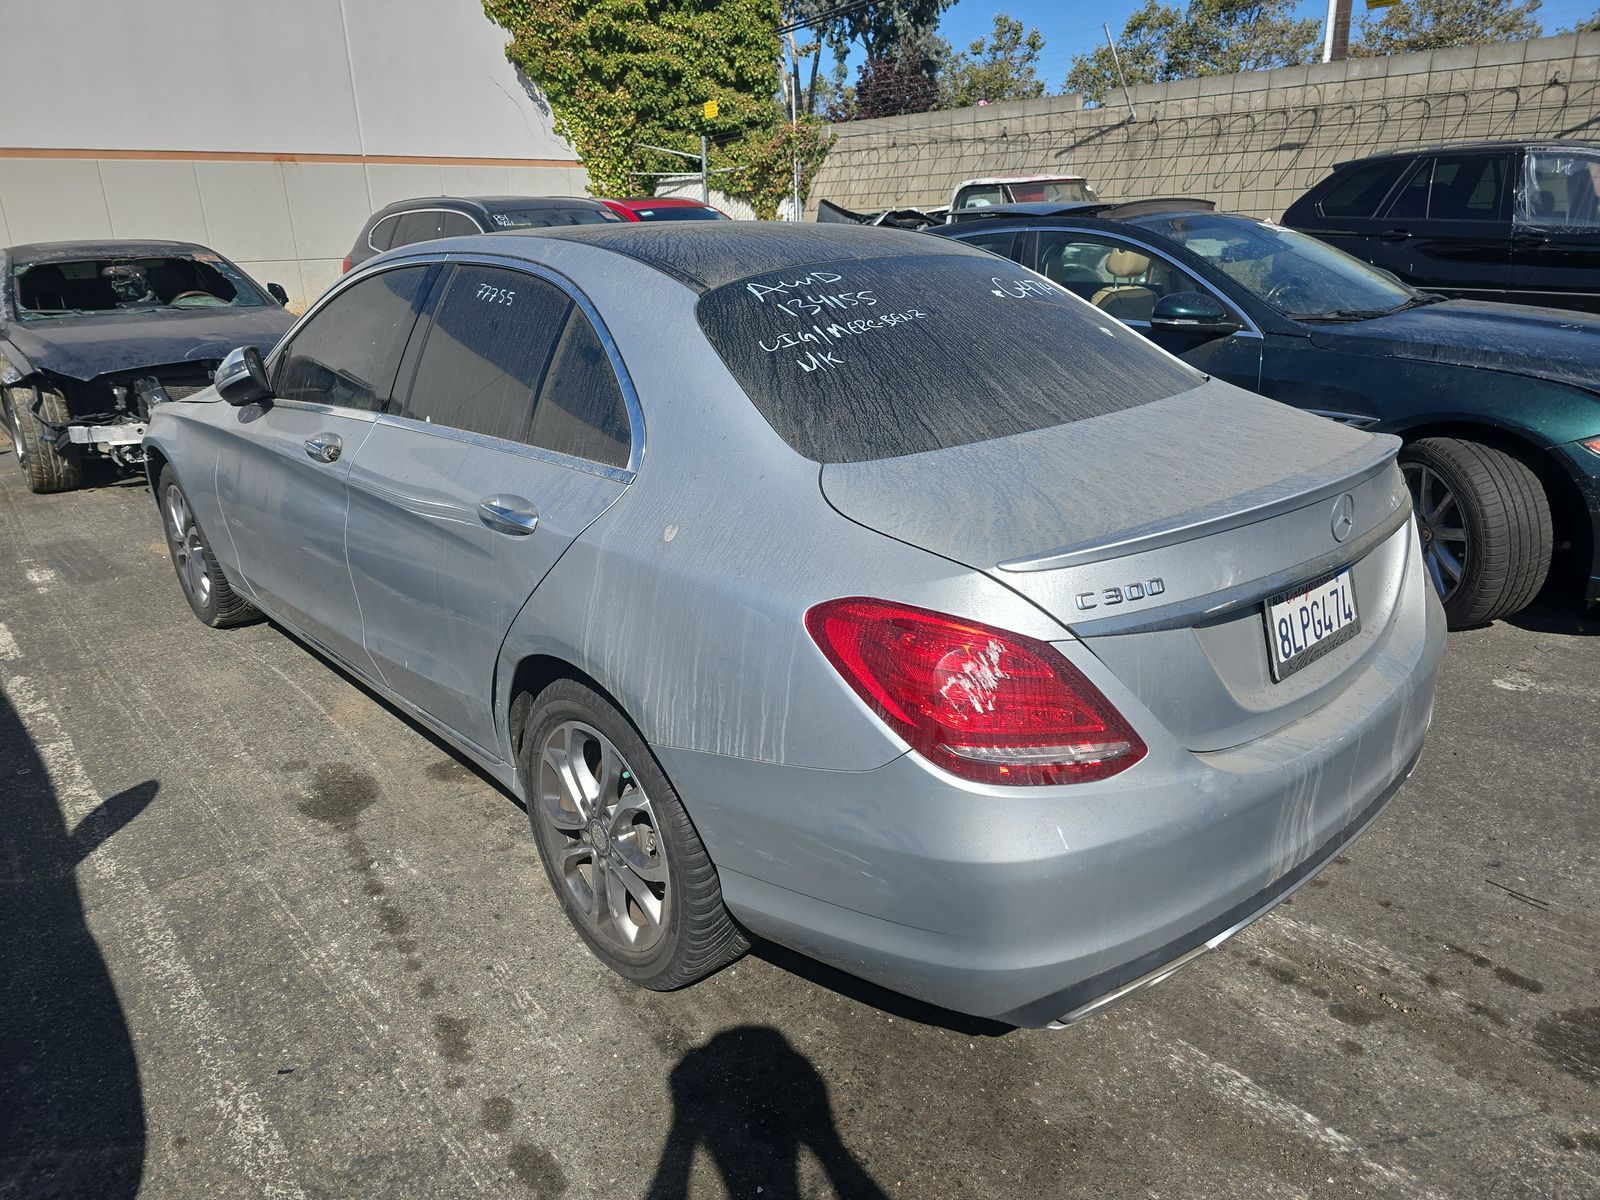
<box><xmin>1433</xmin><ymin>541</ymin><xmax>1464</xmax><ymax>584</ymax></box>
<box><xmin>533</xmin><ymin>718</ymin><xmax>670</xmax><ymax>954</ymax></box>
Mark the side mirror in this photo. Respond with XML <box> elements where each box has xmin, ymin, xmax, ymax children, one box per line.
<box><xmin>215</xmin><ymin>345</ymin><xmax>272</xmax><ymax>407</ymax></box>
<box><xmin>1149</xmin><ymin>291</ymin><xmax>1242</xmax><ymax>337</ymax></box>
<box><xmin>266</xmin><ymin>282</ymin><xmax>290</xmax><ymax>306</ymax></box>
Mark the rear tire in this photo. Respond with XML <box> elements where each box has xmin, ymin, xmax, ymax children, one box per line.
<box><xmin>1400</xmin><ymin>437</ymin><xmax>1551</xmax><ymax>628</ymax></box>
<box><xmin>520</xmin><ymin>678</ymin><xmax>747</xmax><ymax>990</ymax></box>
<box><xmin>4</xmin><ymin>386</ymin><xmax>82</xmax><ymax>493</ymax></box>
<box><xmin>157</xmin><ymin>466</ymin><xmax>258</xmax><ymax>627</ymax></box>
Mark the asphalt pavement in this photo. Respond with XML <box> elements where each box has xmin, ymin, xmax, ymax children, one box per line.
<box><xmin>1</xmin><ymin>452</ymin><xmax>1596</xmax><ymax>1200</ymax></box>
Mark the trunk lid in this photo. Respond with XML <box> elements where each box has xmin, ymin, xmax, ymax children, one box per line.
<box><xmin>820</xmin><ymin>381</ymin><xmax>1412</xmax><ymax>751</ymax></box>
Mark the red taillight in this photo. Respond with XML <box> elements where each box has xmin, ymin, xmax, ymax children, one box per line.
<box><xmin>341</xmin><ymin>255</ymin><xmax>353</xmax><ymax>274</ymax></box>
<box><xmin>804</xmin><ymin>598</ymin><xmax>1146</xmax><ymax>786</ymax></box>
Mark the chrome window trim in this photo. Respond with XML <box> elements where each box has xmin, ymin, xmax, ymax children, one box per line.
<box><xmin>259</xmin><ymin>397</ymin><xmax>382</xmax><ymax>424</ymax></box>
<box><xmin>1035</xmin><ymin>225</ymin><xmax>1265</xmax><ymax>340</ymax></box>
<box><xmin>371</xmin><ymin>411</ymin><xmax>634</xmax><ymax>484</ymax></box>
<box><xmin>264</xmin><ymin>250</ymin><xmax>645</xmax><ymax>475</ymax></box>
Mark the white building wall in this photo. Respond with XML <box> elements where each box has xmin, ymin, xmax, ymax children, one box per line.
<box><xmin>0</xmin><ymin>0</ymin><xmax>586</xmax><ymax>308</ymax></box>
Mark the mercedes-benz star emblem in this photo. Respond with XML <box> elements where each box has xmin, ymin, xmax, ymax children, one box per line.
<box><xmin>1331</xmin><ymin>493</ymin><xmax>1356</xmax><ymax>542</ymax></box>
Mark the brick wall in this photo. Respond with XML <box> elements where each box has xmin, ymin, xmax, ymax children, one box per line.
<box><xmin>809</xmin><ymin>32</ymin><xmax>1600</xmax><ymax>220</ymax></box>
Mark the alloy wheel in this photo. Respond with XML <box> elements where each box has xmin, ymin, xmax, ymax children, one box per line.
<box><xmin>535</xmin><ymin>720</ymin><xmax>670</xmax><ymax>953</ymax></box>
<box><xmin>1402</xmin><ymin>462</ymin><xmax>1468</xmax><ymax>602</ymax></box>
<box><xmin>163</xmin><ymin>484</ymin><xmax>212</xmax><ymax>608</ymax></box>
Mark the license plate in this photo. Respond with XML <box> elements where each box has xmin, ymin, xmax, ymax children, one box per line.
<box><xmin>1263</xmin><ymin>568</ymin><xmax>1360</xmax><ymax>681</ymax></box>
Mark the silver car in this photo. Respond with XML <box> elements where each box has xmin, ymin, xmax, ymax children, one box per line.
<box><xmin>144</xmin><ymin>224</ymin><xmax>1445</xmax><ymax>1027</ymax></box>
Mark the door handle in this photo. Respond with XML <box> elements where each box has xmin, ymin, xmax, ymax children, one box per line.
<box><xmin>477</xmin><ymin>495</ymin><xmax>540</xmax><ymax>536</ymax></box>
<box><xmin>304</xmin><ymin>433</ymin><xmax>342</xmax><ymax>463</ymax></box>
<box><xmin>1380</xmin><ymin>228</ymin><xmax>1411</xmax><ymax>241</ymax></box>
<box><xmin>1511</xmin><ymin>232</ymin><xmax>1549</xmax><ymax>247</ymax></box>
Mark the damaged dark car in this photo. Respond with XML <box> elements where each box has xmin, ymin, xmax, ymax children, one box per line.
<box><xmin>1</xmin><ymin>239</ymin><xmax>295</xmax><ymax>492</ymax></box>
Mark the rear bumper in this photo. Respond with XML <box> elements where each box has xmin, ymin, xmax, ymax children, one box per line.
<box><xmin>660</xmin><ymin>533</ymin><xmax>1445</xmax><ymax>1027</ymax></box>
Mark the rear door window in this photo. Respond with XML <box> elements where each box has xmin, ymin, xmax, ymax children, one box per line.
<box><xmin>1317</xmin><ymin>160</ymin><xmax>1406</xmax><ymax>218</ymax></box>
<box><xmin>958</xmin><ymin>230</ymin><xmax>1018</xmax><ymax>259</ymax></box>
<box><xmin>1384</xmin><ymin>159</ymin><xmax>1432</xmax><ymax>221</ymax></box>
<box><xmin>696</xmin><ymin>252</ymin><xmax>1199</xmax><ymax>464</ymax></box>
<box><xmin>393</xmin><ymin>210</ymin><xmax>443</xmax><ymax>247</ymax></box>
<box><xmin>1033</xmin><ymin>231</ymin><xmax>1218</xmax><ymax>321</ymax></box>
<box><xmin>274</xmin><ymin>267</ymin><xmax>431</xmax><ymax>411</ymax></box>
<box><xmin>528</xmin><ymin>308</ymin><xmax>631</xmax><ymax>468</ymax></box>
<box><xmin>401</xmin><ymin>265</ymin><xmax>569</xmax><ymax>443</ymax></box>
<box><xmin>439</xmin><ymin>211</ymin><xmax>482</xmax><ymax>238</ymax></box>
<box><xmin>1427</xmin><ymin>153</ymin><xmax>1509</xmax><ymax>221</ymax></box>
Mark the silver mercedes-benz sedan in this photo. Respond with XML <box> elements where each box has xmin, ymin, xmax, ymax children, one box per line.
<box><xmin>143</xmin><ymin>224</ymin><xmax>1444</xmax><ymax>1027</ymax></box>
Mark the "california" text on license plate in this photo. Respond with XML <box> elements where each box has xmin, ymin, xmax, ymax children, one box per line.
<box><xmin>1264</xmin><ymin>567</ymin><xmax>1360</xmax><ymax>681</ymax></box>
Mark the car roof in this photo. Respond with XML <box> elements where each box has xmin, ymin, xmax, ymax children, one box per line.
<box><xmin>954</xmin><ymin>174</ymin><xmax>1088</xmax><ymax>187</ymax></box>
<box><xmin>7</xmin><ymin>238</ymin><xmax>216</xmax><ymax>261</ymax></box>
<box><xmin>373</xmin><ymin>195</ymin><xmax>608</xmax><ymax>217</ymax></box>
<box><xmin>1333</xmin><ymin>138</ymin><xmax>1600</xmax><ymax>169</ymax></box>
<box><xmin>474</xmin><ymin>222</ymin><xmax>983</xmax><ymax>293</ymax></box>
<box><xmin>605</xmin><ymin>197</ymin><xmax>715</xmax><ymax>209</ymax></box>
<box><xmin>947</xmin><ymin>197</ymin><xmax>1216</xmax><ymax>224</ymax></box>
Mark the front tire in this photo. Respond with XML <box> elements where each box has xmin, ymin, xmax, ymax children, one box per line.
<box><xmin>520</xmin><ymin>678</ymin><xmax>747</xmax><ymax>990</ymax></box>
<box><xmin>1400</xmin><ymin>437</ymin><xmax>1551</xmax><ymax>628</ymax></box>
<box><xmin>4</xmin><ymin>386</ymin><xmax>82</xmax><ymax>493</ymax></box>
<box><xmin>157</xmin><ymin>466</ymin><xmax>258</xmax><ymax>627</ymax></box>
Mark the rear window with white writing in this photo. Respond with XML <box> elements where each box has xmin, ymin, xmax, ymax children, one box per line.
<box><xmin>695</xmin><ymin>253</ymin><xmax>1200</xmax><ymax>463</ymax></box>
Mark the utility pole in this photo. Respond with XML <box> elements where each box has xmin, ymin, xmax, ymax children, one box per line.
<box><xmin>786</xmin><ymin>23</ymin><xmax>802</xmax><ymax>221</ymax></box>
<box><xmin>1322</xmin><ymin>0</ymin><xmax>1353</xmax><ymax>62</ymax></box>
<box><xmin>700</xmin><ymin>134</ymin><xmax>709</xmax><ymax>203</ymax></box>
<box><xmin>1103</xmin><ymin>24</ymin><xmax>1137</xmax><ymax>121</ymax></box>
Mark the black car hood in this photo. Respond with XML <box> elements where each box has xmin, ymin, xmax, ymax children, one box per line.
<box><xmin>1306</xmin><ymin>300</ymin><xmax>1600</xmax><ymax>394</ymax></box>
<box><xmin>2</xmin><ymin>306</ymin><xmax>294</xmax><ymax>381</ymax></box>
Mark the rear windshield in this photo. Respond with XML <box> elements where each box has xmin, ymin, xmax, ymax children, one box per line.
<box><xmin>696</xmin><ymin>252</ymin><xmax>1199</xmax><ymax>463</ymax></box>
<box><xmin>486</xmin><ymin>206</ymin><xmax>619</xmax><ymax>229</ymax></box>
<box><xmin>630</xmin><ymin>205</ymin><xmax>727</xmax><ymax>221</ymax></box>
<box><xmin>11</xmin><ymin>253</ymin><xmax>267</xmax><ymax>319</ymax></box>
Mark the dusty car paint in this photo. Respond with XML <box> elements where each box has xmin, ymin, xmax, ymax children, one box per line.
<box><xmin>145</xmin><ymin>224</ymin><xmax>1444</xmax><ymax>1025</ymax></box>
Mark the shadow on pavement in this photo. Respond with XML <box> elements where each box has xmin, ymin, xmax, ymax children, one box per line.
<box><xmin>646</xmin><ymin>1026</ymin><xmax>889</xmax><ymax>1200</ymax></box>
<box><xmin>0</xmin><ymin>687</ymin><xmax>153</xmax><ymax>1198</ymax></box>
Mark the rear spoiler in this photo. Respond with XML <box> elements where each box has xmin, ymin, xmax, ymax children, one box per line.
<box><xmin>815</xmin><ymin>199</ymin><xmax>944</xmax><ymax>231</ymax></box>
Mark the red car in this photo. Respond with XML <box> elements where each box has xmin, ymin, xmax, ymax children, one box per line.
<box><xmin>599</xmin><ymin>197</ymin><xmax>729</xmax><ymax>222</ymax></box>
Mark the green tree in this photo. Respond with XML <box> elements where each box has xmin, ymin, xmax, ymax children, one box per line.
<box><xmin>1354</xmin><ymin>0</ymin><xmax>1542</xmax><ymax>54</ymax></box>
<box><xmin>1065</xmin><ymin>0</ymin><xmax>1320</xmax><ymax>105</ymax></box>
<box><xmin>939</xmin><ymin>14</ymin><xmax>1047</xmax><ymax>108</ymax></box>
<box><xmin>1581</xmin><ymin>8</ymin><xmax>1600</xmax><ymax>31</ymax></box>
<box><xmin>484</xmin><ymin>0</ymin><xmax>785</xmax><ymax>198</ymax></box>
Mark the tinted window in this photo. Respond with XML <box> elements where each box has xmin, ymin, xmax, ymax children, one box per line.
<box><xmin>958</xmin><ymin>230</ymin><xmax>1017</xmax><ymax>259</ymax></box>
<box><xmin>628</xmin><ymin>205</ymin><xmax>727</xmax><ymax>221</ymax></box>
<box><xmin>439</xmin><ymin>212</ymin><xmax>482</xmax><ymax>237</ymax></box>
<box><xmin>1428</xmin><ymin>153</ymin><xmax>1508</xmax><ymax>221</ymax></box>
<box><xmin>403</xmin><ymin>265</ymin><xmax>568</xmax><ymax>442</ymax></box>
<box><xmin>1317</xmin><ymin>160</ymin><xmax>1405</xmax><ymax>218</ymax></box>
<box><xmin>486</xmin><ymin>206</ymin><xmax>617</xmax><ymax>229</ymax></box>
<box><xmin>1034</xmin><ymin>231</ymin><xmax>1212</xmax><ymax>320</ymax></box>
<box><xmin>529</xmin><ymin>309</ymin><xmax>631</xmax><ymax>468</ymax></box>
<box><xmin>393</xmin><ymin>210</ymin><xmax>443</xmax><ymax>246</ymax></box>
<box><xmin>1386</xmin><ymin>159</ymin><xmax>1432</xmax><ymax>220</ymax></box>
<box><xmin>1519</xmin><ymin>149</ymin><xmax>1600</xmax><ymax>228</ymax></box>
<box><xmin>696</xmin><ymin>252</ymin><xmax>1199</xmax><ymax>464</ymax></box>
<box><xmin>368</xmin><ymin>214</ymin><xmax>400</xmax><ymax>252</ymax></box>
<box><xmin>275</xmin><ymin>267</ymin><xmax>429</xmax><ymax>411</ymax></box>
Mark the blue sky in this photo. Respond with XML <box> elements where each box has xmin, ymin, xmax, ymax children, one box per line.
<box><xmin>936</xmin><ymin>0</ymin><xmax>1598</xmax><ymax>85</ymax></box>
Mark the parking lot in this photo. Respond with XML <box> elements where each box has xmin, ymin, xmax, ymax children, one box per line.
<box><xmin>0</xmin><ymin>451</ymin><xmax>1596</xmax><ymax>1199</ymax></box>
